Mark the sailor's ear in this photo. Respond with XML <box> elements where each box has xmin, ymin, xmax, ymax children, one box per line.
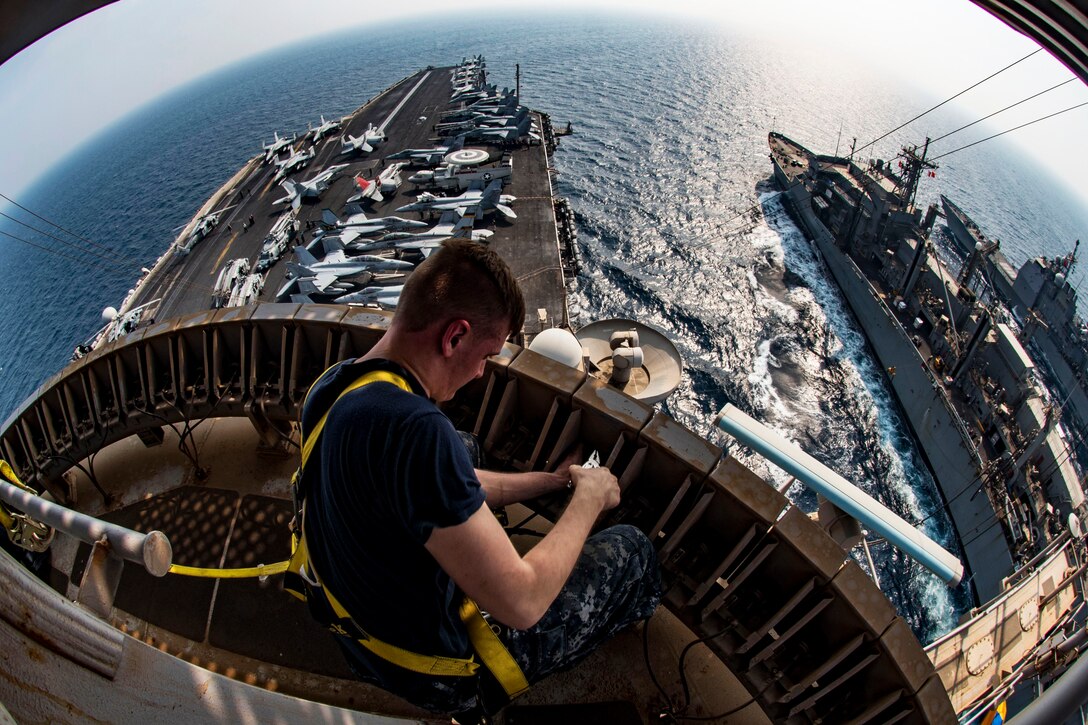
<box><xmin>441</xmin><ymin>319</ymin><xmax>471</xmax><ymax>357</ymax></box>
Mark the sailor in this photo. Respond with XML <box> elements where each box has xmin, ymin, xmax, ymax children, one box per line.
<box><xmin>297</xmin><ymin>239</ymin><xmax>660</xmax><ymax>718</ymax></box>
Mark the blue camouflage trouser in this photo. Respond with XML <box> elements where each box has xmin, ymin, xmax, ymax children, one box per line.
<box><xmin>395</xmin><ymin>524</ymin><xmax>662</xmax><ymax>715</ymax></box>
<box><xmin>474</xmin><ymin>523</ymin><xmax>662</xmax><ymax>713</ymax></box>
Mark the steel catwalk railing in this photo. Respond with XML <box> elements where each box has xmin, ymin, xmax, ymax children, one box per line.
<box><xmin>0</xmin><ymin>303</ymin><xmax>957</xmax><ymax>724</ymax></box>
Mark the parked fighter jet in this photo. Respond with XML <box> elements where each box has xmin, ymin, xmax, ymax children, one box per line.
<box><xmin>395</xmin><ymin>179</ymin><xmax>516</xmax><ymax>220</ymax></box>
<box><xmin>309</xmin><ymin>115</ymin><xmax>342</xmax><ymax>144</ymax></box>
<box><xmin>277</xmin><ymin>274</ymin><xmax>366</xmax><ymax>303</ymax></box>
<box><xmin>339</xmin><ymin>124</ymin><xmax>386</xmax><ymax>156</ymax></box>
<box><xmin>345</xmin><ymin>175</ymin><xmax>384</xmax><ymax>205</ymax></box>
<box><xmin>332</xmin><ymin>284</ymin><xmax>403</xmax><ymax>307</ymax></box>
<box><xmin>262</xmin><ymin>132</ymin><xmax>296</xmax><ymax>163</ymax></box>
<box><xmin>273</xmin><ymin>147</ymin><xmax>316</xmax><ymax>183</ymax></box>
<box><xmin>319</xmin><ymin>208</ymin><xmax>427</xmax><ymax>242</ymax></box>
<box><xmin>436</xmin><ymin>107</ymin><xmax>529</xmax><ymax>136</ymax></box>
<box><xmin>343</xmin><ymin>162</ymin><xmax>407</xmax><ymax>206</ymax></box>
<box><xmin>284</xmin><ymin>242</ymin><xmax>413</xmax><ymax>297</ymax></box>
<box><xmin>386</xmin><ymin>134</ymin><xmax>465</xmax><ymax>166</ymax></box>
<box><xmin>440</xmin><ymin>90</ymin><xmax>518</xmax><ymax>122</ymax></box>
<box><xmin>349</xmin><ymin>209</ymin><xmax>493</xmax><ymax>253</ymax></box>
<box><xmin>273</xmin><ymin>164</ymin><xmax>348</xmax><ymax>211</ymax></box>
<box><xmin>458</xmin><ymin>115</ymin><xmax>533</xmax><ymax>144</ymax></box>
<box><xmin>295</xmin><ymin>241</ymin><xmax>414</xmax><ymax>276</ymax></box>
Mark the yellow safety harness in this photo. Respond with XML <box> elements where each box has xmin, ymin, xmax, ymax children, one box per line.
<box><xmin>283</xmin><ymin>366</ymin><xmax>529</xmax><ymax>696</ymax></box>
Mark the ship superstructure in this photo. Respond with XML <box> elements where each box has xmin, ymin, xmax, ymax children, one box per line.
<box><xmin>769</xmin><ymin>129</ymin><xmax>1087</xmax><ymax>717</ymax></box>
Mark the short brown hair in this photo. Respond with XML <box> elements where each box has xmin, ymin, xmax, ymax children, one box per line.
<box><xmin>396</xmin><ymin>238</ymin><xmax>525</xmax><ymax>337</ymax></box>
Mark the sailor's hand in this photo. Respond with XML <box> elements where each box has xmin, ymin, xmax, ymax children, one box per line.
<box><xmin>550</xmin><ymin>446</ymin><xmax>583</xmax><ymax>492</ymax></box>
<box><xmin>569</xmin><ymin>465</ymin><xmax>620</xmax><ymax>512</ymax></box>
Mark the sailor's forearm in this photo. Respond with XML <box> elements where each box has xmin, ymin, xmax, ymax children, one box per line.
<box><xmin>501</xmin><ymin>487</ymin><xmax>607</xmax><ymax>628</ymax></box>
<box><xmin>477</xmin><ymin>468</ymin><xmax>568</xmax><ymax>507</ymax></box>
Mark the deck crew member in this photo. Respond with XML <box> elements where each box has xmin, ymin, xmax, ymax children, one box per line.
<box><xmin>297</xmin><ymin>239</ymin><xmax>661</xmax><ymax>717</ymax></box>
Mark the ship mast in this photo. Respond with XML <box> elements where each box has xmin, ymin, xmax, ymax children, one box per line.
<box><xmin>895</xmin><ymin>137</ymin><xmax>938</xmax><ymax>212</ymax></box>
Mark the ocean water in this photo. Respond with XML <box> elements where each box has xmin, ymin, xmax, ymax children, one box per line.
<box><xmin>2</xmin><ymin>12</ymin><xmax>1086</xmax><ymax>643</ymax></box>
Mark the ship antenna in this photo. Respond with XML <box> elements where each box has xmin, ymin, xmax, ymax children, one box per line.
<box><xmin>898</xmin><ymin>136</ymin><xmax>937</xmax><ymax>211</ymax></box>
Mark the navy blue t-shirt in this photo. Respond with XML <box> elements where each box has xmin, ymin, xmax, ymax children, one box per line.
<box><xmin>301</xmin><ymin>358</ymin><xmax>487</xmax><ymax>706</ymax></box>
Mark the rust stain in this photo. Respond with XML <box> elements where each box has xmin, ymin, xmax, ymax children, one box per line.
<box><xmin>0</xmin><ymin>650</ymin><xmax>109</xmax><ymax>723</ymax></box>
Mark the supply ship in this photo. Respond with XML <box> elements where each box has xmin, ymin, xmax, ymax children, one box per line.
<box><xmin>767</xmin><ymin>128</ymin><xmax>1086</xmax><ymax>717</ymax></box>
<box><xmin>3</xmin><ymin>4</ymin><xmax>1088</xmax><ymax>724</ymax></box>
<box><xmin>941</xmin><ymin>195</ymin><xmax>1088</xmax><ymax>470</ymax></box>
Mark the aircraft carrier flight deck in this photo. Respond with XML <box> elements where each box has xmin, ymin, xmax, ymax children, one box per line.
<box><xmin>124</xmin><ymin>62</ymin><xmax>570</xmax><ymax>341</ymax></box>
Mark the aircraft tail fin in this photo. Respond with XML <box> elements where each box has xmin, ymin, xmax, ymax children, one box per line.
<box><xmin>448</xmin><ymin>134</ymin><xmax>465</xmax><ymax>153</ymax></box>
<box><xmin>286</xmin><ymin>261</ymin><xmax>315</xmax><ymax>279</ymax></box>
<box><xmin>323</xmin><ymin>237</ymin><xmax>345</xmax><ymax>253</ymax></box>
<box><xmin>354</xmin><ymin>175</ymin><xmax>383</xmax><ymax>203</ymax></box>
<box><xmin>321</xmin><ymin>208</ymin><xmax>340</xmax><ymax>227</ymax></box>
<box><xmin>450</xmin><ymin>206</ymin><xmax>478</xmax><ymax>238</ymax></box>
<box><xmin>293</xmin><ymin>245</ymin><xmax>319</xmax><ymax>267</ymax></box>
<box><xmin>290</xmin><ymin>294</ymin><xmax>315</xmax><ymax>304</ymax></box>
<box><xmin>481</xmin><ymin>179</ymin><xmax>501</xmax><ymax>203</ymax></box>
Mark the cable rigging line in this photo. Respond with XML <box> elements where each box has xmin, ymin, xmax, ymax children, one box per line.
<box><xmin>854</xmin><ymin>48</ymin><xmax>1041</xmax><ymax>158</ymax></box>
<box><xmin>0</xmin><ymin>191</ymin><xmax>119</xmax><ymax>257</ymax></box>
<box><xmin>0</xmin><ymin>228</ymin><xmax>118</xmax><ymax>273</ymax></box>
<box><xmin>930</xmin><ymin>100</ymin><xmax>1088</xmax><ymax>162</ymax></box>
<box><xmin>0</xmin><ymin>210</ymin><xmax>128</xmax><ymax>265</ymax></box>
<box><xmin>928</xmin><ymin>78</ymin><xmax>1077</xmax><ymax>145</ymax></box>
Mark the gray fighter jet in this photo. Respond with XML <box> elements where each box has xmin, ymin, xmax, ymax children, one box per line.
<box><xmin>261</xmin><ymin>131</ymin><xmax>296</xmax><ymax>164</ymax></box>
<box><xmin>339</xmin><ymin>124</ymin><xmax>386</xmax><ymax>156</ymax></box>
<box><xmin>309</xmin><ymin>115</ymin><xmax>343</xmax><ymax>144</ymax></box>
<box><xmin>395</xmin><ymin>179</ymin><xmax>516</xmax><ymax>220</ymax></box>
<box><xmin>273</xmin><ymin>147</ymin><xmax>316</xmax><ymax>183</ymax></box>
<box><xmin>386</xmin><ymin>134</ymin><xmax>465</xmax><ymax>166</ymax></box>
<box><xmin>273</xmin><ymin>164</ymin><xmax>348</xmax><ymax>212</ymax></box>
<box><xmin>320</xmin><ymin>208</ymin><xmax>427</xmax><ymax>242</ymax></box>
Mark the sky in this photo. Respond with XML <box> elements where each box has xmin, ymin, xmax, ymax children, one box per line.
<box><xmin>0</xmin><ymin>0</ymin><xmax>1086</xmax><ymax>202</ymax></box>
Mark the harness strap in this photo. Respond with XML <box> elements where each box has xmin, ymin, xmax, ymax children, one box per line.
<box><xmin>292</xmin><ymin>363</ymin><xmax>530</xmax><ymax>697</ymax></box>
<box><xmin>300</xmin><ymin>369</ymin><xmax>412</xmax><ymax>469</ymax></box>
<box><xmin>459</xmin><ymin>597</ymin><xmax>530</xmax><ymax>696</ymax></box>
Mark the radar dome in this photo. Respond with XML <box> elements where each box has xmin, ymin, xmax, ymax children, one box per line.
<box><xmin>102</xmin><ymin>307</ymin><xmax>118</xmax><ymax>323</ymax></box>
<box><xmin>528</xmin><ymin>328</ymin><xmax>583</xmax><ymax>370</ymax></box>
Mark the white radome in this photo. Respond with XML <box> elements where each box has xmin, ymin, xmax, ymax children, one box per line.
<box><xmin>528</xmin><ymin>328</ymin><xmax>584</xmax><ymax>370</ymax></box>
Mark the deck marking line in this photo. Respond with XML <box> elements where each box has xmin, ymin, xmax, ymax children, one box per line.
<box><xmin>212</xmin><ymin>233</ymin><xmax>239</xmax><ymax>273</ymax></box>
<box><xmin>377</xmin><ymin>71</ymin><xmax>432</xmax><ymax>136</ymax></box>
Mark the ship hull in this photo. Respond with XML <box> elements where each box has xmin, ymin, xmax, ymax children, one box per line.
<box><xmin>769</xmin><ymin>134</ymin><xmax>1012</xmax><ymax>603</ymax></box>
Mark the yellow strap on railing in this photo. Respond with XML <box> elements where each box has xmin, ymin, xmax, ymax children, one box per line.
<box><xmin>0</xmin><ymin>460</ymin><xmax>38</xmax><ymax>531</ymax></box>
<box><xmin>460</xmin><ymin>597</ymin><xmax>530</xmax><ymax>697</ymax></box>
<box><xmin>299</xmin><ymin>369</ymin><xmax>412</xmax><ymax>469</ymax></box>
<box><xmin>168</xmin><ymin>560</ymin><xmax>290</xmax><ymax>579</ymax></box>
<box><xmin>164</xmin><ymin>368</ymin><xmax>411</xmax><ymax>582</ymax></box>
<box><xmin>0</xmin><ymin>460</ymin><xmax>37</xmax><ymax>494</ymax></box>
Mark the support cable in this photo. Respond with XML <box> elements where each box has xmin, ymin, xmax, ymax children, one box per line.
<box><xmin>930</xmin><ymin>101</ymin><xmax>1088</xmax><ymax>162</ymax></box>
<box><xmin>929</xmin><ymin>78</ymin><xmax>1077</xmax><ymax>145</ymax></box>
<box><xmin>854</xmin><ymin>49</ymin><xmax>1041</xmax><ymax>158</ymax></box>
<box><xmin>0</xmin><ymin>191</ymin><xmax>119</xmax><ymax>256</ymax></box>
